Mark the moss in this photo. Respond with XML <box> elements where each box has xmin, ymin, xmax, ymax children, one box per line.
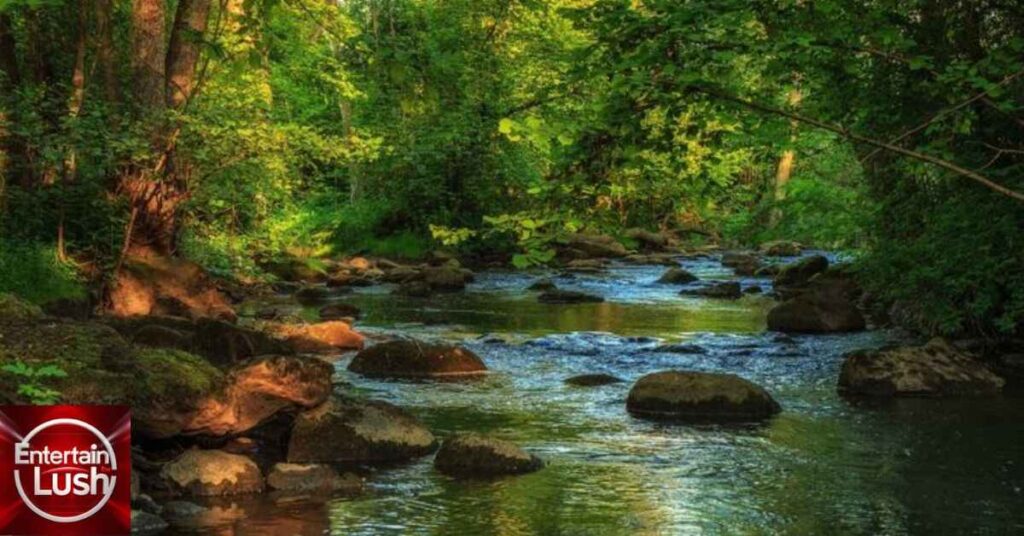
<box><xmin>134</xmin><ymin>347</ymin><xmax>224</xmax><ymax>406</ymax></box>
<box><xmin>0</xmin><ymin>293</ymin><xmax>43</xmax><ymax>321</ymax></box>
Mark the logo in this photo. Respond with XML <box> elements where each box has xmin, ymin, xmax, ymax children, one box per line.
<box><xmin>0</xmin><ymin>406</ymin><xmax>131</xmax><ymax>535</ymax></box>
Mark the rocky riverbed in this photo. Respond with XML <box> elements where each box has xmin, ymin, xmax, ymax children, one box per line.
<box><xmin>3</xmin><ymin>241</ymin><xmax>1022</xmax><ymax>535</ymax></box>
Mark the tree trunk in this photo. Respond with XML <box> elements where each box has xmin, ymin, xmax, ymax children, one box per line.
<box><xmin>0</xmin><ymin>13</ymin><xmax>20</xmax><ymax>199</ymax></box>
<box><xmin>770</xmin><ymin>87</ymin><xmax>802</xmax><ymax>226</ymax></box>
<box><xmin>58</xmin><ymin>0</ymin><xmax>90</xmax><ymax>260</ymax></box>
<box><xmin>95</xmin><ymin>0</ymin><xmax>119</xmax><ymax>104</ymax></box>
<box><xmin>131</xmin><ymin>0</ymin><xmax>167</xmax><ymax>110</ymax></box>
<box><xmin>118</xmin><ymin>0</ymin><xmax>210</xmax><ymax>255</ymax></box>
<box><xmin>166</xmin><ymin>0</ymin><xmax>211</xmax><ymax>109</ymax></box>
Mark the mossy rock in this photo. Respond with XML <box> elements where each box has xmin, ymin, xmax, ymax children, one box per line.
<box><xmin>627</xmin><ymin>370</ymin><xmax>781</xmax><ymax>423</ymax></box>
<box><xmin>0</xmin><ymin>293</ymin><xmax>43</xmax><ymax>322</ymax></box>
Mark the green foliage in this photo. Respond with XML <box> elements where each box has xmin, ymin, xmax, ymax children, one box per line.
<box><xmin>0</xmin><ymin>360</ymin><xmax>66</xmax><ymax>405</ymax></box>
<box><xmin>0</xmin><ymin>239</ymin><xmax>86</xmax><ymax>304</ymax></box>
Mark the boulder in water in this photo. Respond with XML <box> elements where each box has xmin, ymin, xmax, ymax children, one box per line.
<box><xmin>422</xmin><ymin>265</ymin><xmax>474</xmax><ymax>291</ymax></box>
<box><xmin>625</xmin><ymin>228</ymin><xmax>670</xmax><ymax>251</ymax></box>
<box><xmin>767</xmin><ymin>285</ymin><xmax>864</xmax><ymax>333</ymax></box>
<box><xmin>564</xmin><ymin>373</ymin><xmax>623</xmax><ymax>386</ymax></box>
<box><xmin>657</xmin><ymin>267</ymin><xmax>698</xmax><ymax>284</ymax></box>
<box><xmin>538</xmin><ymin>289</ymin><xmax>604</xmax><ymax>304</ymax></box>
<box><xmin>434</xmin><ymin>433</ymin><xmax>543</xmax><ymax>477</ymax></box>
<box><xmin>287</xmin><ymin>396</ymin><xmax>437</xmax><ymax>464</ymax></box>
<box><xmin>563</xmin><ymin>233</ymin><xmax>628</xmax><ymax>259</ymax></box>
<box><xmin>681</xmin><ymin>281</ymin><xmax>741</xmax><ymax>299</ymax></box>
<box><xmin>266</xmin><ymin>463</ymin><xmax>362</xmax><ymax>493</ymax></box>
<box><xmin>774</xmin><ymin>255</ymin><xmax>829</xmax><ymax>289</ymax></box>
<box><xmin>349</xmin><ymin>340</ymin><xmax>487</xmax><ymax>378</ymax></box>
<box><xmin>318</xmin><ymin>303</ymin><xmax>362</xmax><ymax>321</ymax></box>
<box><xmin>262</xmin><ymin>320</ymin><xmax>365</xmax><ymax>353</ymax></box>
<box><xmin>838</xmin><ymin>338</ymin><xmax>1005</xmax><ymax>397</ymax></box>
<box><xmin>759</xmin><ymin>240</ymin><xmax>802</xmax><ymax>257</ymax></box>
<box><xmin>721</xmin><ymin>251</ymin><xmax>762</xmax><ymax>276</ymax></box>
<box><xmin>160</xmin><ymin>449</ymin><xmax>264</xmax><ymax>496</ymax></box>
<box><xmin>527</xmin><ymin>278</ymin><xmax>557</xmax><ymax>291</ymax></box>
<box><xmin>626</xmin><ymin>370</ymin><xmax>781</xmax><ymax>422</ymax></box>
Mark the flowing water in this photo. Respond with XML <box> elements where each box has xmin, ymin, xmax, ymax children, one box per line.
<box><xmin>177</xmin><ymin>254</ymin><xmax>1024</xmax><ymax>535</ymax></box>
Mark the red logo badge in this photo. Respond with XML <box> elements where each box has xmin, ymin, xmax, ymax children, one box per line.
<box><xmin>0</xmin><ymin>405</ymin><xmax>131</xmax><ymax>535</ymax></box>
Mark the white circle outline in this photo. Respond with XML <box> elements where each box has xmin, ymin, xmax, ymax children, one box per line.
<box><xmin>12</xmin><ymin>418</ymin><xmax>118</xmax><ymax>524</ymax></box>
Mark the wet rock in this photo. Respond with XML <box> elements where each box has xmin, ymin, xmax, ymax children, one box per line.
<box><xmin>838</xmin><ymin>338</ymin><xmax>1005</xmax><ymax>397</ymax></box>
<box><xmin>681</xmin><ymin>281</ymin><xmax>742</xmax><ymax>300</ymax></box>
<box><xmin>564</xmin><ymin>373</ymin><xmax>623</xmax><ymax>386</ymax></box>
<box><xmin>287</xmin><ymin>396</ymin><xmax>437</xmax><ymax>464</ymax></box>
<box><xmin>192</xmin><ymin>318</ymin><xmax>291</xmax><ymax>366</ymax></box>
<box><xmin>0</xmin><ymin>293</ymin><xmax>43</xmax><ymax>320</ymax></box>
<box><xmin>434</xmin><ymin>433</ymin><xmax>543</xmax><ymax>477</ymax></box>
<box><xmin>625</xmin><ymin>228</ymin><xmax>670</xmax><ymax>251</ymax></box>
<box><xmin>564</xmin><ymin>233</ymin><xmax>628</xmax><ymax>258</ymax></box>
<box><xmin>767</xmin><ymin>285</ymin><xmax>865</xmax><ymax>333</ymax></box>
<box><xmin>294</xmin><ymin>285</ymin><xmax>348</xmax><ymax>306</ymax></box>
<box><xmin>108</xmin><ymin>255</ymin><xmax>237</xmax><ymax>321</ymax></box>
<box><xmin>266</xmin><ymin>463</ymin><xmax>362</xmax><ymax>493</ymax></box>
<box><xmin>759</xmin><ymin>240</ymin><xmax>802</xmax><ymax>257</ymax></box>
<box><xmin>262</xmin><ymin>257</ymin><xmax>327</xmax><ymax>283</ymax></box>
<box><xmin>538</xmin><ymin>289</ymin><xmax>604</xmax><ymax>304</ymax></box>
<box><xmin>395</xmin><ymin>280</ymin><xmax>433</xmax><ymax>297</ymax></box>
<box><xmin>651</xmin><ymin>344</ymin><xmax>707</xmax><ymax>354</ymax></box>
<box><xmin>160</xmin><ymin>449</ymin><xmax>264</xmax><ymax>496</ymax></box>
<box><xmin>657</xmin><ymin>267</ymin><xmax>698</xmax><ymax>284</ymax></box>
<box><xmin>774</xmin><ymin>255</ymin><xmax>829</xmax><ymax>289</ymax></box>
<box><xmin>422</xmin><ymin>265</ymin><xmax>474</xmax><ymax>292</ymax></box>
<box><xmin>132</xmin><ymin>324</ymin><xmax>194</xmax><ymax>352</ymax></box>
<box><xmin>381</xmin><ymin>265</ymin><xmax>423</xmax><ymax>284</ymax></box>
<box><xmin>327</xmin><ymin>273</ymin><xmax>376</xmax><ymax>288</ymax></box>
<box><xmin>625</xmin><ymin>253</ymin><xmax>679</xmax><ymax>266</ymax></box>
<box><xmin>349</xmin><ymin>340</ymin><xmax>487</xmax><ymax>378</ymax></box>
<box><xmin>565</xmin><ymin>259</ymin><xmax>607</xmax><ymax>273</ymax></box>
<box><xmin>627</xmin><ymin>370</ymin><xmax>781</xmax><ymax>422</ymax></box>
<box><xmin>721</xmin><ymin>251</ymin><xmax>762</xmax><ymax>276</ymax></box>
<box><xmin>743</xmin><ymin>285</ymin><xmax>763</xmax><ymax>294</ymax></box>
<box><xmin>263</xmin><ymin>320</ymin><xmax>365</xmax><ymax>353</ymax></box>
<box><xmin>754</xmin><ymin>264</ymin><xmax>782</xmax><ymax>278</ymax></box>
<box><xmin>527</xmin><ymin>278</ymin><xmax>557</xmax><ymax>291</ymax></box>
<box><xmin>318</xmin><ymin>303</ymin><xmax>362</xmax><ymax>321</ymax></box>
<box><xmin>41</xmin><ymin>296</ymin><xmax>94</xmax><ymax>319</ymax></box>
<box><xmin>135</xmin><ymin>354</ymin><xmax>331</xmax><ymax>439</ymax></box>
<box><xmin>131</xmin><ymin>510</ymin><xmax>168</xmax><ymax>534</ymax></box>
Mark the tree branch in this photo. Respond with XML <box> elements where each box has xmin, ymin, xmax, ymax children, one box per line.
<box><xmin>697</xmin><ymin>87</ymin><xmax>1024</xmax><ymax>203</ymax></box>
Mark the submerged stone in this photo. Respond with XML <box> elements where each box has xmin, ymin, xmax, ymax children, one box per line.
<box><xmin>564</xmin><ymin>373</ymin><xmax>624</xmax><ymax>386</ymax></box>
<box><xmin>538</xmin><ymin>289</ymin><xmax>604</xmax><ymax>304</ymax></box>
<box><xmin>657</xmin><ymin>267</ymin><xmax>698</xmax><ymax>284</ymax></box>
<box><xmin>349</xmin><ymin>339</ymin><xmax>487</xmax><ymax>378</ymax></box>
<box><xmin>434</xmin><ymin>433</ymin><xmax>543</xmax><ymax>477</ymax></box>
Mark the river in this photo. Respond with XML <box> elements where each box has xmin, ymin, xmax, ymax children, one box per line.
<box><xmin>175</xmin><ymin>254</ymin><xmax>1024</xmax><ymax>535</ymax></box>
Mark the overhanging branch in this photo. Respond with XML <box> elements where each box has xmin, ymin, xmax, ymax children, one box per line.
<box><xmin>697</xmin><ymin>87</ymin><xmax>1024</xmax><ymax>203</ymax></box>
